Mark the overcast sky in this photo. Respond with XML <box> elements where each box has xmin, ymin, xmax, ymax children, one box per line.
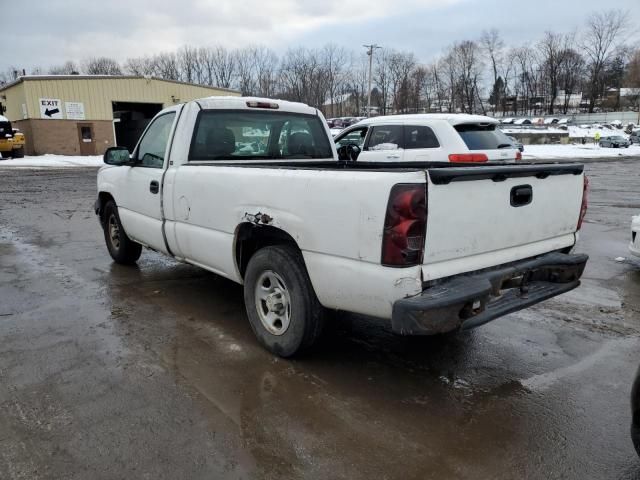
<box><xmin>4</xmin><ymin>0</ymin><xmax>639</xmax><ymax>72</ymax></box>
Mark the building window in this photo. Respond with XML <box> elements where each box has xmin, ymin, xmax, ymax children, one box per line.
<box><xmin>80</xmin><ymin>126</ymin><xmax>92</xmax><ymax>142</ymax></box>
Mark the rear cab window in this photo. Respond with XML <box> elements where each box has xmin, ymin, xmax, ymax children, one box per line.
<box><xmin>189</xmin><ymin>110</ymin><xmax>333</xmax><ymax>161</ymax></box>
<box><xmin>454</xmin><ymin>123</ymin><xmax>513</xmax><ymax>150</ymax></box>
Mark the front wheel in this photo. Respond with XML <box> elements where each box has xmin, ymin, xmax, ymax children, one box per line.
<box><xmin>243</xmin><ymin>245</ymin><xmax>325</xmax><ymax>357</ymax></box>
<box><xmin>103</xmin><ymin>201</ymin><xmax>142</xmax><ymax>264</ymax></box>
<box><xmin>12</xmin><ymin>147</ymin><xmax>24</xmax><ymax>158</ymax></box>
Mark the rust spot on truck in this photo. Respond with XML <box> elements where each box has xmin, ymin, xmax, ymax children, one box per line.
<box><xmin>243</xmin><ymin>212</ymin><xmax>273</xmax><ymax>225</ymax></box>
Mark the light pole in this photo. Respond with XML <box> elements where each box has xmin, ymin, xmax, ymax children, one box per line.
<box><xmin>363</xmin><ymin>44</ymin><xmax>381</xmax><ymax>117</ymax></box>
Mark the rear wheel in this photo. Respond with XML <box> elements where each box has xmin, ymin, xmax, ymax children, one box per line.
<box><xmin>243</xmin><ymin>245</ymin><xmax>324</xmax><ymax>357</ymax></box>
<box><xmin>103</xmin><ymin>201</ymin><xmax>142</xmax><ymax>264</ymax></box>
<box><xmin>12</xmin><ymin>147</ymin><xmax>24</xmax><ymax>158</ymax></box>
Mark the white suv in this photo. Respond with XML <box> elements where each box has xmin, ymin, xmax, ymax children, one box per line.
<box><xmin>334</xmin><ymin>114</ymin><xmax>521</xmax><ymax>163</ymax></box>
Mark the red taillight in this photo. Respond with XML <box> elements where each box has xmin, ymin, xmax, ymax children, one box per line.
<box><xmin>381</xmin><ymin>184</ymin><xmax>427</xmax><ymax>267</ymax></box>
<box><xmin>515</xmin><ymin>151</ymin><xmax>522</xmax><ymax>161</ymax></box>
<box><xmin>577</xmin><ymin>176</ymin><xmax>589</xmax><ymax>230</ymax></box>
<box><xmin>246</xmin><ymin>101</ymin><xmax>279</xmax><ymax>109</ymax></box>
<box><xmin>448</xmin><ymin>153</ymin><xmax>488</xmax><ymax>163</ymax></box>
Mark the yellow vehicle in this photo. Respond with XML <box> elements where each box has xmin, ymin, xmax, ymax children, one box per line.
<box><xmin>0</xmin><ymin>115</ymin><xmax>25</xmax><ymax>158</ymax></box>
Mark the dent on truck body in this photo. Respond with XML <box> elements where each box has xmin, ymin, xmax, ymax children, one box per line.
<box><xmin>243</xmin><ymin>212</ymin><xmax>273</xmax><ymax>225</ymax></box>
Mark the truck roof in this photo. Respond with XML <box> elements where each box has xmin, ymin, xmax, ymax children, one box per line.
<box><xmin>355</xmin><ymin>113</ymin><xmax>499</xmax><ymax>126</ymax></box>
<box><xmin>195</xmin><ymin>96</ymin><xmax>318</xmax><ymax>116</ymax></box>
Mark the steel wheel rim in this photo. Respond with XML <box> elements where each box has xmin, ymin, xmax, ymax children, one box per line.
<box><xmin>254</xmin><ymin>270</ymin><xmax>291</xmax><ymax>336</ymax></box>
<box><xmin>108</xmin><ymin>214</ymin><xmax>121</xmax><ymax>250</ymax></box>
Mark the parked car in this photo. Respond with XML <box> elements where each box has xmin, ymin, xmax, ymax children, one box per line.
<box><xmin>508</xmin><ymin>135</ymin><xmax>524</xmax><ymax>152</ymax></box>
<box><xmin>600</xmin><ymin>135</ymin><xmax>630</xmax><ymax>148</ymax></box>
<box><xmin>629</xmin><ymin>131</ymin><xmax>640</xmax><ymax>145</ymax></box>
<box><xmin>95</xmin><ymin>96</ymin><xmax>588</xmax><ymax>357</ymax></box>
<box><xmin>630</xmin><ymin>215</ymin><xmax>640</xmax><ymax>258</ymax></box>
<box><xmin>632</xmin><ymin>366</ymin><xmax>640</xmax><ymax>456</ymax></box>
<box><xmin>333</xmin><ymin>114</ymin><xmax>522</xmax><ymax>162</ymax></box>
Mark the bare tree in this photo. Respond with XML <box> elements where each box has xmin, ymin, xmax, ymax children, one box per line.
<box><xmin>388</xmin><ymin>51</ymin><xmax>416</xmax><ymax>112</ymax></box>
<box><xmin>373</xmin><ymin>50</ymin><xmax>391</xmax><ymax>114</ymax></box>
<box><xmin>252</xmin><ymin>46</ymin><xmax>279</xmax><ymax>97</ymax></box>
<box><xmin>83</xmin><ymin>57</ymin><xmax>122</xmax><ymax>75</ymax></box>
<box><xmin>537</xmin><ymin>32</ymin><xmax>573</xmax><ymax>114</ymax></box>
<box><xmin>558</xmin><ymin>48</ymin><xmax>585</xmax><ymax>113</ymax></box>
<box><xmin>279</xmin><ymin>47</ymin><xmax>328</xmax><ymax>108</ymax></box>
<box><xmin>481</xmin><ymin>29</ymin><xmax>504</xmax><ymax>113</ymax></box>
<box><xmin>123</xmin><ymin>56</ymin><xmax>156</xmax><ymax>76</ymax></box>
<box><xmin>177</xmin><ymin>46</ymin><xmax>200</xmax><ymax>83</ymax></box>
<box><xmin>321</xmin><ymin>44</ymin><xmax>348</xmax><ymax>116</ymax></box>
<box><xmin>153</xmin><ymin>52</ymin><xmax>180</xmax><ymax>80</ymax></box>
<box><xmin>235</xmin><ymin>47</ymin><xmax>257</xmax><ymax>95</ymax></box>
<box><xmin>449</xmin><ymin>41</ymin><xmax>483</xmax><ymax>113</ymax></box>
<box><xmin>343</xmin><ymin>53</ymin><xmax>369</xmax><ymax>116</ymax></box>
<box><xmin>582</xmin><ymin>9</ymin><xmax>628</xmax><ymax>112</ymax></box>
<box><xmin>210</xmin><ymin>46</ymin><xmax>236</xmax><ymax>89</ymax></box>
<box><xmin>48</xmin><ymin>61</ymin><xmax>79</xmax><ymax>75</ymax></box>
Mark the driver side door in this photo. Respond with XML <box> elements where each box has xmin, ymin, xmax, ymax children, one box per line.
<box><xmin>117</xmin><ymin>111</ymin><xmax>177</xmax><ymax>253</ymax></box>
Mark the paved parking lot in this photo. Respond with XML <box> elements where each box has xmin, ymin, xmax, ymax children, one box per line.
<box><xmin>0</xmin><ymin>160</ymin><xmax>639</xmax><ymax>479</ymax></box>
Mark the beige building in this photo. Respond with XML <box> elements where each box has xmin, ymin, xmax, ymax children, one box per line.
<box><xmin>0</xmin><ymin>75</ymin><xmax>240</xmax><ymax>156</ymax></box>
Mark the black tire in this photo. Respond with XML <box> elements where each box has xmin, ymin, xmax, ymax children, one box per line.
<box><xmin>103</xmin><ymin>200</ymin><xmax>142</xmax><ymax>264</ymax></box>
<box><xmin>12</xmin><ymin>147</ymin><xmax>24</xmax><ymax>158</ymax></box>
<box><xmin>243</xmin><ymin>245</ymin><xmax>324</xmax><ymax>357</ymax></box>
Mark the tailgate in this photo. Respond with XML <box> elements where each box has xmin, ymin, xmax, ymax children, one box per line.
<box><xmin>422</xmin><ymin>164</ymin><xmax>584</xmax><ymax>281</ymax></box>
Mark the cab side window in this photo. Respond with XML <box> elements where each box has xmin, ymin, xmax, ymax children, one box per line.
<box><xmin>366</xmin><ymin>125</ymin><xmax>403</xmax><ymax>151</ymax></box>
<box><xmin>405</xmin><ymin>125</ymin><xmax>439</xmax><ymax>149</ymax></box>
<box><xmin>136</xmin><ymin>113</ymin><xmax>176</xmax><ymax>168</ymax></box>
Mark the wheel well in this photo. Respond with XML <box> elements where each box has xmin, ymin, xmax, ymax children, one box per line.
<box><xmin>235</xmin><ymin>223</ymin><xmax>300</xmax><ymax>279</ymax></box>
<box><xmin>97</xmin><ymin>192</ymin><xmax>115</xmax><ymax>225</ymax></box>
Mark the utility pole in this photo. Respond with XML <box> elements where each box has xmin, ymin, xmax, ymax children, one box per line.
<box><xmin>363</xmin><ymin>44</ymin><xmax>381</xmax><ymax>117</ymax></box>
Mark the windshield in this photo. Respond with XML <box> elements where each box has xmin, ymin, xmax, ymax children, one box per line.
<box><xmin>189</xmin><ymin>110</ymin><xmax>333</xmax><ymax>161</ymax></box>
<box><xmin>455</xmin><ymin>124</ymin><xmax>513</xmax><ymax>150</ymax></box>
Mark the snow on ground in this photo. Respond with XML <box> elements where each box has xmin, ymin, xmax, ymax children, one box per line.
<box><xmin>0</xmin><ymin>154</ymin><xmax>103</xmax><ymax>168</ymax></box>
<box><xmin>502</xmin><ymin>125</ymin><xmax>634</xmax><ymax>139</ymax></box>
<box><xmin>523</xmin><ymin>143</ymin><xmax>640</xmax><ymax>160</ymax></box>
<box><xmin>567</xmin><ymin>125</ymin><xmax>631</xmax><ymax>139</ymax></box>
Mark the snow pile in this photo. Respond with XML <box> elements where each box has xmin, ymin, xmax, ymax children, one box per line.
<box><xmin>567</xmin><ymin>125</ymin><xmax>629</xmax><ymax>139</ymax></box>
<box><xmin>523</xmin><ymin>144</ymin><xmax>640</xmax><ymax>160</ymax></box>
<box><xmin>502</xmin><ymin>127</ymin><xmax>567</xmax><ymax>135</ymax></box>
<box><xmin>0</xmin><ymin>154</ymin><xmax>103</xmax><ymax>168</ymax></box>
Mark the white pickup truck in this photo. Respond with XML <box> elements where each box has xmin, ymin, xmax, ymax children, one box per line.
<box><xmin>96</xmin><ymin>96</ymin><xmax>588</xmax><ymax>357</ymax></box>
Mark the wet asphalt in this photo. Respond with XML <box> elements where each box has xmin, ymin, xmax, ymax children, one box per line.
<box><xmin>0</xmin><ymin>160</ymin><xmax>639</xmax><ymax>479</ymax></box>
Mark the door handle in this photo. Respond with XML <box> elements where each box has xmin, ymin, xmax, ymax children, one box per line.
<box><xmin>150</xmin><ymin>180</ymin><xmax>159</xmax><ymax>194</ymax></box>
<box><xmin>386</xmin><ymin>154</ymin><xmax>401</xmax><ymax>159</ymax></box>
<box><xmin>510</xmin><ymin>185</ymin><xmax>532</xmax><ymax>207</ymax></box>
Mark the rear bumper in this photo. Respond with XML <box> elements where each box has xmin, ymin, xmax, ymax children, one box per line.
<box><xmin>391</xmin><ymin>252</ymin><xmax>588</xmax><ymax>335</ymax></box>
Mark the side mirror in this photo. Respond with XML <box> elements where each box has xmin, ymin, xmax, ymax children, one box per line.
<box><xmin>104</xmin><ymin>146</ymin><xmax>132</xmax><ymax>165</ymax></box>
<box><xmin>337</xmin><ymin>144</ymin><xmax>361</xmax><ymax>161</ymax></box>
